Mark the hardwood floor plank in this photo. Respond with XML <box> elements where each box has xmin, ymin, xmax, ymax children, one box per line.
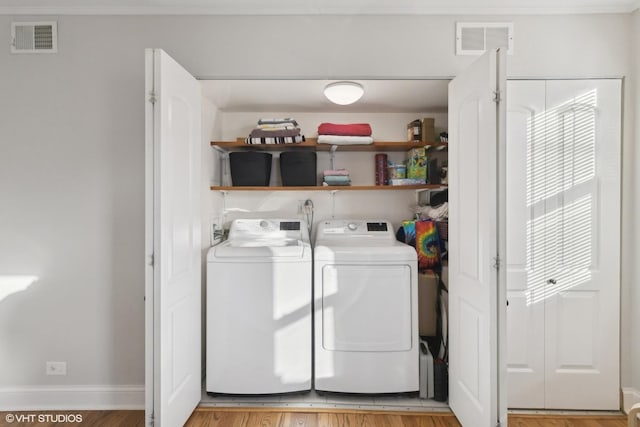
<box><xmin>397</xmin><ymin>414</ymin><xmax>462</xmax><ymax>427</ymax></box>
<box><xmin>190</xmin><ymin>411</ymin><xmax>625</xmax><ymax>427</ymax></box>
<box><xmin>507</xmin><ymin>417</ymin><xmax>565</xmax><ymax>427</ymax></box>
<box><xmin>81</xmin><ymin>410</ymin><xmax>145</xmax><ymax>427</ymax></box>
<box><xmin>186</xmin><ymin>409</ymin><xmax>253</xmax><ymax>427</ymax></box>
<box><xmin>318</xmin><ymin>413</ymin><xmax>346</xmax><ymax>427</ymax></box>
<box><xmin>316</xmin><ymin>412</ymin><xmax>461</xmax><ymax>427</ymax></box>
<box><xmin>281</xmin><ymin>412</ymin><xmax>319</xmax><ymax>427</ymax></box>
<box><xmin>246</xmin><ymin>411</ymin><xmax>283</xmax><ymax>427</ymax></box>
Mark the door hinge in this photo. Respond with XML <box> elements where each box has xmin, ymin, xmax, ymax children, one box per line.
<box><xmin>492</xmin><ymin>256</ymin><xmax>501</xmax><ymax>270</ymax></box>
<box><xmin>493</xmin><ymin>89</ymin><xmax>501</xmax><ymax>104</ymax></box>
<box><xmin>149</xmin><ymin>411</ymin><xmax>155</xmax><ymax>427</ymax></box>
<box><xmin>149</xmin><ymin>91</ymin><xmax>157</xmax><ymax>104</ymax></box>
<box><xmin>148</xmin><ymin>253</ymin><xmax>154</xmax><ymax>267</ymax></box>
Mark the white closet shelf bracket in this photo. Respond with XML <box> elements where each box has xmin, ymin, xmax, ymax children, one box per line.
<box><xmin>211</xmin><ymin>145</ymin><xmax>227</xmax><ymax>155</ymax></box>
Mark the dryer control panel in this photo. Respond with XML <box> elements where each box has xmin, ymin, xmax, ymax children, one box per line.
<box><xmin>316</xmin><ymin>220</ymin><xmax>395</xmax><ymax>242</ymax></box>
<box><xmin>366</xmin><ymin>222</ymin><xmax>388</xmax><ymax>232</ymax></box>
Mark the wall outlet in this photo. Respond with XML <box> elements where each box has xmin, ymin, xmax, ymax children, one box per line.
<box><xmin>45</xmin><ymin>361</ymin><xmax>67</xmax><ymax>376</ymax></box>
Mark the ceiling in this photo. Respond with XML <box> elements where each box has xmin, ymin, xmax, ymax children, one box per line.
<box><xmin>1</xmin><ymin>0</ymin><xmax>638</xmax><ymax>15</ymax></box>
<box><xmin>200</xmin><ymin>79</ymin><xmax>450</xmax><ymax>113</ymax></box>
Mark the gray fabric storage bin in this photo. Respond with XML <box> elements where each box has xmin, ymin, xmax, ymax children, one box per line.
<box><xmin>229</xmin><ymin>152</ymin><xmax>272</xmax><ymax>186</ymax></box>
<box><xmin>279</xmin><ymin>151</ymin><xmax>317</xmax><ymax>186</ymax></box>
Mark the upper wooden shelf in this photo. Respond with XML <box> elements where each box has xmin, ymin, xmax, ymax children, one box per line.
<box><xmin>210</xmin><ymin>138</ymin><xmax>448</xmax><ymax>152</ymax></box>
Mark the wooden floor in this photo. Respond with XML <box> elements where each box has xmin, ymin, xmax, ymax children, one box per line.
<box><xmin>0</xmin><ymin>409</ymin><xmax>628</xmax><ymax>427</ymax></box>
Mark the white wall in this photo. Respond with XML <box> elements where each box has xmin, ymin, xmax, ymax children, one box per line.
<box><xmin>0</xmin><ymin>16</ymin><xmax>147</xmax><ymax>409</ymax></box>
<box><xmin>627</xmin><ymin>9</ymin><xmax>640</xmax><ymax>411</ymax></box>
<box><xmin>0</xmin><ymin>13</ymin><xmax>635</xmax><ymax>409</ymax></box>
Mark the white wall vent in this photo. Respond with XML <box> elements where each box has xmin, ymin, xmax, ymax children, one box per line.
<box><xmin>11</xmin><ymin>21</ymin><xmax>58</xmax><ymax>54</ymax></box>
<box><xmin>456</xmin><ymin>22</ymin><xmax>513</xmax><ymax>56</ymax></box>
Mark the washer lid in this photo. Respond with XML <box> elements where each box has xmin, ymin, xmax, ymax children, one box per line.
<box><xmin>212</xmin><ymin>238</ymin><xmax>307</xmax><ymax>258</ymax></box>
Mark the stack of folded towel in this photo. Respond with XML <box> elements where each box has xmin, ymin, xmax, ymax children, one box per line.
<box><xmin>317</xmin><ymin>123</ymin><xmax>374</xmax><ymax>145</ymax></box>
<box><xmin>323</xmin><ymin>169</ymin><xmax>351</xmax><ymax>186</ymax></box>
<box><xmin>245</xmin><ymin>118</ymin><xmax>305</xmax><ymax>145</ymax></box>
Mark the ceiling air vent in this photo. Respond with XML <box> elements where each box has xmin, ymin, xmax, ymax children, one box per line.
<box><xmin>11</xmin><ymin>21</ymin><xmax>58</xmax><ymax>54</ymax></box>
<box><xmin>456</xmin><ymin>22</ymin><xmax>513</xmax><ymax>56</ymax></box>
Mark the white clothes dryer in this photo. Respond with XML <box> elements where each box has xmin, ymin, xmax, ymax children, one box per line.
<box><xmin>206</xmin><ymin>219</ymin><xmax>312</xmax><ymax>394</ymax></box>
<box><xmin>314</xmin><ymin>219</ymin><xmax>419</xmax><ymax>393</ymax></box>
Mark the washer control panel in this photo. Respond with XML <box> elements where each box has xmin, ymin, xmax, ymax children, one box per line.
<box><xmin>228</xmin><ymin>219</ymin><xmax>306</xmax><ymax>240</ymax></box>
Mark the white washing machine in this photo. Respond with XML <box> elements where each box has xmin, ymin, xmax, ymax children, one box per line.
<box><xmin>314</xmin><ymin>219</ymin><xmax>419</xmax><ymax>393</ymax></box>
<box><xmin>206</xmin><ymin>218</ymin><xmax>312</xmax><ymax>394</ymax></box>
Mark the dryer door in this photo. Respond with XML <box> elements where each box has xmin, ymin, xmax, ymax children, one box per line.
<box><xmin>322</xmin><ymin>264</ymin><xmax>412</xmax><ymax>352</ymax></box>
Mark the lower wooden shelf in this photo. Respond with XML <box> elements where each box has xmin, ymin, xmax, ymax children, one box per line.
<box><xmin>210</xmin><ymin>184</ymin><xmax>443</xmax><ymax>191</ymax></box>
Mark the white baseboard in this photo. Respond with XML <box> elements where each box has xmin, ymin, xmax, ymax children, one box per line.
<box><xmin>623</xmin><ymin>387</ymin><xmax>640</xmax><ymax>414</ymax></box>
<box><xmin>0</xmin><ymin>385</ymin><xmax>144</xmax><ymax>411</ymax></box>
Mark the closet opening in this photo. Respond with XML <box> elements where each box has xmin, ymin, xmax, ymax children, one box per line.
<box><xmin>198</xmin><ymin>78</ymin><xmax>451</xmax><ymax>411</ymax></box>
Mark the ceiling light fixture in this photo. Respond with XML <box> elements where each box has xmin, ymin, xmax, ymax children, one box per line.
<box><xmin>323</xmin><ymin>81</ymin><xmax>364</xmax><ymax>105</ymax></box>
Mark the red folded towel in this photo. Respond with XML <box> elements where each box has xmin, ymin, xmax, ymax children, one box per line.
<box><xmin>317</xmin><ymin>123</ymin><xmax>372</xmax><ymax>137</ymax></box>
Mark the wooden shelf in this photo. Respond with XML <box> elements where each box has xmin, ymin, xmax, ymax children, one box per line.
<box><xmin>210</xmin><ymin>184</ymin><xmax>444</xmax><ymax>191</ymax></box>
<box><xmin>211</xmin><ymin>138</ymin><xmax>448</xmax><ymax>152</ymax></box>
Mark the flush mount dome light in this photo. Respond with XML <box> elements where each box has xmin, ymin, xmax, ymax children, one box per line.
<box><xmin>323</xmin><ymin>81</ymin><xmax>364</xmax><ymax>105</ymax></box>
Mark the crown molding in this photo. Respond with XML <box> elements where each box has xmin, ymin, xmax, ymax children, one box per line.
<box><xmin>0</xmin><ymin>4</ymin><xmax>638</xmax><ymax>16</ymax></box>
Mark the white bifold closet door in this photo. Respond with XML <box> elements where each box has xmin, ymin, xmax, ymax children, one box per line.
<box><xmin>448</xmin><ymin>49</ymin><xmax>508</xmax><ymax>427</ymax></box>
<box><xmin>145</xmin><ymin>48</ymin><xmax>202</xmax><ymax>427</ymax></box>
<box><xmin>506</xmin><ymin>79</ymin><xmax>621</xmax><ymax>410</ymax></box>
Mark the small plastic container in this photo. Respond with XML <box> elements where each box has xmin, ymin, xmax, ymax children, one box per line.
<box><xmin>229</xmin><ymin>152</ymin><xmax>272</xmax><ymax>186</ymax></box>
<box><xmin>388</xmin><ymin>164</ymin><xmax>407</xmax><ymax>180</ymax></box>
<box><xmin>375</xmin><ymin>153</ymin><xmax>388</xmax><ymax>185</ymax></box>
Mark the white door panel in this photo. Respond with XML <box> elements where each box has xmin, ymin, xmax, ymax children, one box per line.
<box><xmin>506</xmin><ymin>79</ymin><xmax>620</xmax><ymax>410</ymax></box>
<box><xmin>506</xmin><ymin>80</ymin><xmax>546</xmax><ymax>409</ymax></box>
<box><xmin>543</xmin><ymin>80</ymin><xmax>620</xmax><ymax>410</ymax></box>
<box><xmin>506</xmin><ymin>290</ymin><xmax>544</xmax><ymax>408</ymax></box>
<box><xmin>448</xmin><ymin>49</ymin><xmax>507</xmax><ymax>427</ymax></box>
<box><xmin>145</xmin><ymin>49</ymin><xmax>202</xmax><ymax>427</ymax></box>
<box><xmin>553</xmin><ymin>291</ymin><xmax>600</xmax><ymax>368</ymax></box>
